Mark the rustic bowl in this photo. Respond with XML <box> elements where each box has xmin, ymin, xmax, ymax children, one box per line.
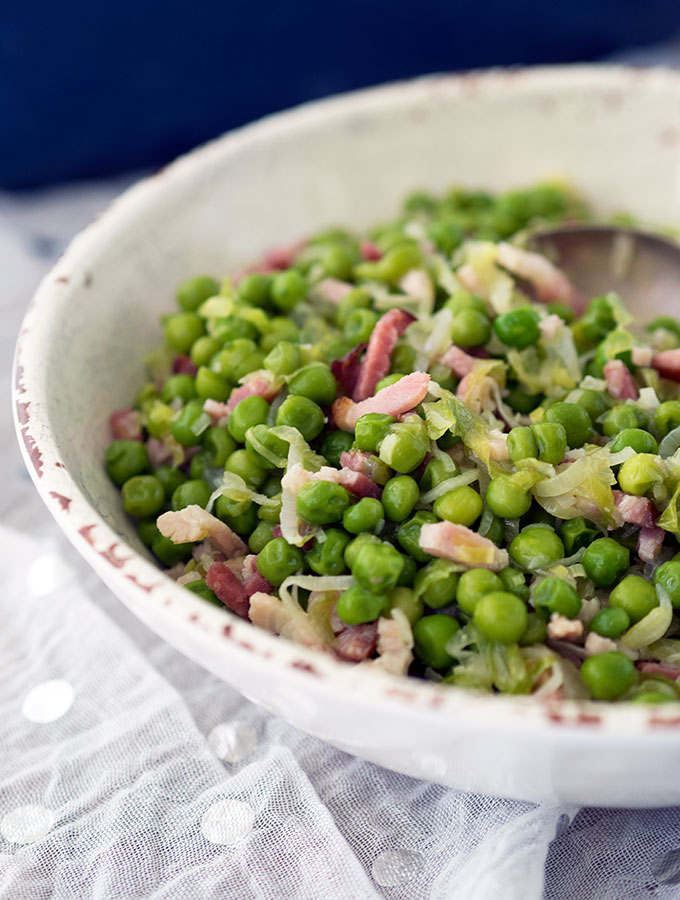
<box><xmin>14</xmin><ymin>65</ymin><xmax>680</xmax><ymax>806</ymax></box>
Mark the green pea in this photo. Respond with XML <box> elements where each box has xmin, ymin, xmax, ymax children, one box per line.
<box><xmin>151</xmin><ymin>466</ymin><xmax>184</xmax><ymax>501</ymax></box>
<box><xmin>371</xmin><ymin>242</ymin><xmax>422</xmax><ymax>283</ymax></box>
<box><xmin>336</xmin><ymin>585</ymin><xmax>389</xmax><ymax>625</ymax></box>
<box><xmin>145</xmin><ymin>401</ymin><xmax>174</xmax><ymax>439</ymax></box>
<box><xmin>375</xmin><ymin>373</ymin><xmax>404</xmax><ymax>392</ymax></box>
<box><xmin>543</xmin><ymin>402</ymin><xmax>593</xmax><ymax>449</ymax></box>
<box><xmin>105</xmin><ymin>440</ymin><xmax>150</xmax><ymax>486</ymax></box>
<box><xmin>655</xmin><ymin>401</ymin><xmax>680</xmax><ymax>439</ymax></box>
<box><xmin>582</xmin><ymin>538</ymin><xmax>630</xmax><ymax>587</ymax></box>
<box><xmin>617</xmin><ymin>453</ymin><xmax>665</xmax><ymax>496</ymax></box>
<box><xmin>237</xmin><ymin>273</ymin><xmax>272</xmax><ymax>307</ymax></box>
<box><xmin>184</xmin><ymin>578</ymin><xmax>220</xmax><ymax>605</ymax></box>
<box><xmin>202</xmin><ymin>427</ymin><xmax>237</xmax><ymax>468</ymax></box>
<box><xmin>609</xmin><ymin>575</ymin><xmax>658</xmax><ymax>623</ymax></box>
<box><xmin>558</xmin><ymin>517</ymin><xmax>599</xmax><ymax>555</ymax></box>
<box><xmin>190</xmin><ymin>336</ymin><xmax>222</xmax><ymax>367</ymax></box>
<box><xmin>532</xmin><ymin>576</ymin><xmax>581</xmax><ymax>618</ymax></box>
<box><xmin>456</xmin><ymin>568</ymin><xmax>504</xmax><ymax>616</ymax></box>
<box><xmin>319</xmin><ymin>243</ymin><xmax>356</xmax><ymax>280</ymax></box>
<box><xmin>138</xmin><ymin>518</ymin><xmax>160</xmax><ymax>547</ymax></box>
<box><xmin>296</xmin><ymin>481</ymin><xmax>351</xmax><ymax>525</ymax></box>
<box><xmin>276</xmin><ymin>395</ymin><xmax>325</xmax><ymax>441</ymax></box>
<box><xmin>220</xmin><ymin>502</ymin><xmax>259</xmax><ymax>536</ymax></box>
<box><xmin>256</xmin><ymin>538</ymin><xmax>304</xmax><ymax>586</ymax></box>
<box><xmin>344</xmin><ymin>308</ymin><xmax>379</xmax><ymax>343</ymax></box>
<box><xmin>164</xmin><ymin>312</ymin><xmax>205</xmax><ymax>353</ymax></box>
<box><xmin>171</xmin><ymin>399</ymin><xmax>211</xmax><ymax>446</ymax></box>
<box><xmin>397</xmin><ymin>511</ymin><xmax>438</xmax><ymax>562</ymax></box>
<box><xmin>121</xmin><ymin>475</ymin><xmax>165</xmax><ymax>518</ymax></box>
<box><xmin>413</xmin><ymin>614</ymin><xmax>460</xmax><ymax>669</ymax></box>
<box><xmin>531</xmin><ymin>422</ymin><xmax>567</xmax><ymax>464</ymax></box>
<box><xmin>433</xmin><ymin>485</ymin><xmax>484</xmax><ymax>526</ymax></box>
<box><xmin>260</xmin><ymin>317</ymin><xmax>300</xmax><ymax>353</ymax></box>
<box><xmin>519</xmin><ymin>612</ymin><xmax>548</xmax><ymax>646</ymax></box>
<box><xmin>227</xmin><ymin>396</ymin><xmax>269</xmax><ymax>443</ymax></box>
<box><xmin>507</xmin><ymin>426</ymin><xmax>538</xmax><ymax>463</ymax></box>
<box><xmin>397</xmin><ymin>554</ymin><xmax>418</xmax><ymax>586</ymax></box>
<box><xmin>248</xmin><ymin>521</ymin><xmax>276</xmax><ymax>554</ymax></box>
<box><xmin>335</xmin><ymin>287</ymin><xmax>372</xmax><ymax>327</ymax></box>
<box><xmin>382</xmin><ymin>476</ymin><xmax>420</xmax><ymax>522</ymax></box>
<box><xmin>473</xmin><ymin>591</ymin><xmax>528</xmax><ymax>644</ymax></box>
<box><xmin>268</xmin><ymin>270</ymin><xmax>306</xmax><ymax>312</ymax></box>
<box><xmin>578</xmin><ymin>389</ymin><xmax>611</xmax><ymax>423</ymax></box>
<box><xmin>195</xmin><ymin>367</ymin><xmax>231</xmax><ymax>401</ymax></box>
<box><xmin>602</xmin><ymin>404</ymin><xmax>649</xmax><ymax>438</ymax></box>
<box><xmin>654</xmin><ymin>561</ymin><xmax>680</xmax><ymax>609</ymax></box>
<box><xmin>493</xmin><ymin>306</ymin><xmax>541</xmax><ymax>349</ymax></box>
<box><xmin>389</xmin><ymin>586</ymin><xmax>425</xmax><ymax>626</ymax></box>
<box><xmin>589</xmin><ymin>607</ymin><xmax>630</xmax><ymax>639</ymax></box>
<box><xmin>135</xmin><ymin>382</ymin><xmax>158</xmax><ymax>411</ymax></box>
<box><xmin>477</xmin><ymin>506</ymin><xmax>505</xmax><ymax>546</ymax></box>
<box><xmin>151</xmin><ymin>534</ymin><xmax>194</xmax><ymax>566</ymax></box>
<box><xmin>378</xmin><ymin>424</ymin><xmax>429</xmax><ymax>474</ymax></box>
<box><xmin>485</xmin><ymin>476</ymin><xmax>532</xmax><ymax>519</ymax></box>
<box><xmin>419</xmin><ymin>456</ymin><xmax>460</xmax><ymax>493</ymax></box>
<box><xmin>215</xmin><ymin>493</ymin><xmax>250</xmax><ymax>521</ymax></box>
<box><xmin>288</xmin><ymin>363</ymin><xmax>337</xmax><ymax>406</ymax></box>
<box><xmin>212</xmin><ymin>315</ymin><xmax>260</xmax><ymax>344</ymax></box>
<box><xmin>632</xmin><ymin>691</ymin><xmax>677</xmax><ymax>704</ymax></box>
<box><xmin>264</xmin><ymin>341</ymin><xmax>302</xmax><ymax>376</ymax></box>
<box><xmin>352</xmin><ymin>542</ymin><xmax>405</xmax><ymax>594</ymax></box>
<box><xmin>343</xmin><ymin>497</ymin><xmax>384</xmax><ymax>535</ymax></box>
<box><xmin>161</xmin><ymin>373</ymin><xmax>196</xmax><ymax>404</ymax></box>
<box><xmin>610</xmin><ymin>428</ymin><xmax>658</xmax><ymax>455</ymax></box>
<box><xmin>509</xmin><ymin>526</ymin><xmax>565</xmax><ymax>572</ymax></box>
<box><xmin>321</xmin><ymin>430</ymin><xmax>355</xmax><ymax>468</ymax></box>
<box><xmin>444</xmin><ymin>292</ymin><xmax>487</xmax><ymax>316</ymax></box>
<box><xmin>171</xmin><ymin>479</ymin><xmax>211</xmax><ymax>510</ymax></box>
<box><xmin>355</xmin><ymin>413</ymin><xmax>396</xmax><ymax>453</ymax></box>
<box><xmin>427</xmin><ymin>219</ymin><xmax>464</xmax><ymax>255</ymax></box>
<box><xmin>215</xmin><ymin>339</ymin><xmax>264</xmax><ymax>382</ymax></box>
<box><xmin>414</xmin><ymin>559</ymin><xmax>460</xmax><ymax>609</ymax></box>
<box><xmin>451</xmin><ymin>308</ymin><xmax>491</xmax><ymax>348</ymax></box>
<box><xmin>344</xmin><ymin>533</ymin><xmax>381</xmax><ymax>569</ymax></box>
<box><xmin>176</xmin><ymin>274</ymin><xmax>219</xmax><ymax>311</ymax></box>
<box><xmin>306</xmin><ymin>528</ymin><xmax>351</xmax><ymax>576</ymax></box>
<box><xmin>224</xmin><ymin>448</ymin><xmax>267</xmax><ymax>489</ymax></box>
<box><xmin>506</xmin><ymin>384</ymin><xmax>543</xmax><ymax>414</ymax></box>
<box><xmin>580</xmin><ymin>651</ymin><xmax>637</xmax><ymax>700</ymax></box>
<box><xmin>546</xmin><ymin>301</ymin><xmax>574</xmax><ymax>324</ymax></box>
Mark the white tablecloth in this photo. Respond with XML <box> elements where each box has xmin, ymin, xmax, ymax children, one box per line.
<box><xmin>4</xmin><ymin>175</ymin><xmax>680</xmax><ymax>900</ymax></box>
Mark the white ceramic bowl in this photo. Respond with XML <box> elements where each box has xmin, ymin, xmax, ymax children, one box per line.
<box><xmin>14</xmin><ymin>65</ymin><xmax>680</xmax><ymax>807</ymax></box>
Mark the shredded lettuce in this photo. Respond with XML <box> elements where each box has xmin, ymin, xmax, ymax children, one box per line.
<box><xmin>423</xmin><ymin>389</ymin><xmax>509</xmax><ymax>474</ymax></box>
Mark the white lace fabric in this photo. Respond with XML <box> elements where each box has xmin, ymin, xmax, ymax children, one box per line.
<box><xmin>2</xmin><ymin>176</ymin><xmax>680</xmax><ymax>900</ymax></box>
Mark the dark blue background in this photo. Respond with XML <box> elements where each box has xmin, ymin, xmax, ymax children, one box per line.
<box><xmin>2</xmin><ymin>1</ymin><xmax>680</xmax><ymax>188</ymax></box>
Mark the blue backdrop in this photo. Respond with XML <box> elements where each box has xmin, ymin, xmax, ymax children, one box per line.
<box><xmin>2</xmin><ymin>0</ymin><xmax>679</xmax><ymax>188</ymax></box>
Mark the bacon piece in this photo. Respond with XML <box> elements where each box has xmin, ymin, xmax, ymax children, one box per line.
<box><xmin>333</xmin><ymin>372</ymin><xmax>431</xmax><ymax>432</ymax></box>
<box><xmin>603</xmin><ymin>359</ymin><xmax>638</xmax><ymax>400</ymax></box>
<box><xmin>248</xmin><ymin>591</ymin><xmax>331</xmax><ymax>652</ymax></box>
<box><xmin>539</xmin><ymin>314</ymin><xmax>563</xmax><ymax>341</ymax></box>
<box><xmin>337</xmin><ymin>468</ymin><xmax>382</xmax><ymax>499</ymax></box>
<box><xmin>262</xmin><ymin>240</ymin><xmax>306</xmax><ymax>271</ymax></box>
<box><xmin>157</xmin><ymin>505</ymin><xmax>247</xmax><ymax>558</ymax></box>
<box><xmin>496</xmin><ymin>242</ymin><xmax>578</xmax><ymax>306</ymax></box>
<box><xmin>419</xmin><ymin>521</ymin><xmax>509</xmax><ymax>571</ymax></box>
<box><xmin>224</xmin><ymin>373</ymin><xmax>281</xmax><ymax>420</ymax></box>
<box><xmin>652</xmin><ymin>349</ymin><xmax>680</xmax><ymax>382</ymax></box>
<box><xmin>613</xmin><ymin>491</ymin><xmax>658</xmax><ymax>528</ymax></box>
<box><xmin>146</xmin><ymin>437</ymin><xmax>174</xmax><ymax>468</ymax></box>
<box><xmin>353</xmin><ymin>309</ymin><xmax>416</xmax><ymax>401</ymax></box>
<box><xmin>360</xmin><ymin>239</ymin><xmax>382</xmax><ymax>261</ymax></box>
<box><xmin>206</xmin><ymin>561</ymin><xmax>249</xmax><ymax>618</ymax></box>
<box><xmin>584</xmin><ymin>632</ymin><xmax>617</xmax><ymax>655</ymax></box>
<box><xmin>362</xmin><ymin>610</ymin><xmax>414</xmax><ymax>676</ymax></box>
<box><xmin>637</xmin><ymin>661</ymin><xmax>680</xmax><ymax>681</ymax></box>
<box><xmin>330</xmin><ymin>342</ymin><xmax>367</xmax><ymax>398</ymax></box>
<box><xmin>335</xmin><ymin>622</ymin><xmax>378</xmax><ymax>662</ymax></box>
<box><xmin>315</xmin><ymin>278</ymin><xmax>353</xmax><ymax>305</ymax></box>
<box><xmin>441</xmin><ymin>345</ymin><xmax>477</xmax><ymax>378</ymax></box>
<box><xmin>340</xmin><ymin>450</ymin><xmax>374</xmax><ymax>476</ymax></box>
<box><xmin>203</xmin><ymin>398</ymin><xmax>231</xmax><ymax>425</ymax></box>
<box><xmin>172</xmin><ymin>355</ymin><xmax>198</xmax><ymax>376</ymax></box>
<box><xmin>110</xmin><ymin>407</ymin><xmax>143</xmax><ymax>441</ymax></box>
<box><xmin>637</xmin><ymin>525</ymin><xmax>666</xmax><ymax>563</ymax></box>
<box><xmin>547</xmin><ymin>615</ymin><xmax>584</xmax><ymax>643</ymax></box>
<box><xmin>243</xmin><ymin>568</ymin><xmax>273</xmax><ymax>598</ymax></box>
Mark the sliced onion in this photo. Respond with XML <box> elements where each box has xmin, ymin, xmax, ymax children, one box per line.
<box><xmin>279</xmin><ymin>574</ymin><xmax>354</xmax><ymax>606</ymax></box>
<box><xmin>419</xmin><ymin>469</ymin><xmax>480</xmax><ymax>504</ymax></box>
<box><xmin>659</xmin><ymin>426</ymin><xmax>680</xmax><ymax>459</ymax></box>
<box><xmin>533</xmin><ymin>461</ymin><xmax>589</xmax><ymax>498</ymax></box>
<box><xmin>608</xmin><ymin>446</ymin><xmax>637</xmax><ymax>466</ymax></box>
<box><xmin>620</xmin><ymin>586</ymin><xmax>673</xmax><ymax>651</ymax></box>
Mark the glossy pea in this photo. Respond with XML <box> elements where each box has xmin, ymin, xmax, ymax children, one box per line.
<box><xmin>419</xmin><ymin>456</ymin><xmax>459</xmax><ymax>493</ymax></box>
<box><xmin>212</xmin><ymin>315</ymin><xmax>259</xmax><ymax>343</ymax></box>
<box><xmin>473</xmin><ymin>591</ymin><xmax>528</xmax><ymax>644</ymax></box>
<box><xmin>105</xmin><ymin>440</ymin><xmax>150</xmax><ymax>486</ymax></box>
<box><xmin>271</xmin><ymin>269</ymin><xmax>307</xmax><ymax>312</ymax></box>
<box><xmin>227</xmin><ymin>396</ymin><xmax>270</xmax><ymax>443</ymax></box>
<box><xmin>343</xmin><ymin>498</ymin><xmax>384</xmax><ymax>535</ymax></box>
<box><xmin>378</xmin><ymin>426</ymin><xmax>429</xmax><ymax>474</ymax></box>
<box><xmin>397</xmin><ymin>511</ymin><xmax>438</xmax><ymax>562</ymax></box>
<box><xmin>288</xmin><ymin>363</ymin><xmax>337</xmax><ymax>406</ymax></box>
<box><xmin>161</xmin><ymin>373</ymin><xmax>196</xmax><ymax>404</ymax></box>
<box><xmin>617</xmin><ymin>453</ymin><xmax>665</xmax><ymax>497</ymax></box>
<box><xmin>580</xmin><ymin>651</ymin><xmax>637</xmax><ymax>701</ymax></box>
<box><xmin>582</xmin><ymin>538</ymin><xmax>630</xmax><ymax>587</ymax></box>
<box><xmin>248</xmin><ymin>521</ymin><xmax>276</xmax><ymax>554</ymax></box>
<box><xmin>344</xmin><ymin>533</ymin><xmax>381</xmax><ymax>569</ymax></box>
<box><xmin>195</xmin><ymin>367</ymin><xmax>231</xmax><ymax>401</ymax></box>
<box><xmin>171</xmin><ymin>400</ymin><xmax>211</xmax><ymax>446</ymax></box>
<box><xmin>121</xmin><ymin>475</ymin><xmax>165</xmax><ymax>518</ymax></box>
<box><xmin>493</xmin><ymin>306</ymin><xmax>541</xmax><ymax>349</ymax></box>
<box><xmin>485</xmin><ymin>476</ymin><xmax>532</xmax><ymax>519</ymax></box>
<box><xmin>171</xmin><ymin>479</ymin><xmax>211</xmax><ymax>511</ymax></box>
<box><xmin>244</xmin><ymin>424</ymin><xmax>289</xmax><ymax>469</ymax></box>
<box><xmin>184</xmin><ymin>579</ymin><xmax>220</xmax><ymax>605</ymax></box>
<box><xmin>224</xmin><ymin>448</ymin><xmax>268</xmax><ymax>489</ymax></box>
<box><xmin>578</xmin><ymin>389</ymin><xmax>611</xmax><ymax>423</ymax></box>
<box><xmin>532</xmin><ymin>577</ymin><xmax>581</xmax><ymax>618</ymax></box>
<box><xmin>164</xmin><ymin>312</ymin><xmax>205</xmax><ymax>353</ymax></box>
<box><xmin>256</xmin><ymin>538</ymin><xmax>304</xmax><ymax>587</ymax></box>
<box><xmin>296</xmin><ymin>481</ymin><xmax>351</xmax><ymax>525</ymax></box>
<box><xmin>151</xmin><ymin>534</ymin><xmax>194</xmax><ymax>566</ymax></box>
<box><xmin>509</xmin><ymin>526</ymin><xmax>565</xmax><ymax>572</ymax></box>
<box><xmin>276</xmin><ymin>396</ymin><xmax>325</xmax><ymax>441</ymax></box>
<box><xmin>610</xmin><ymin>428</ymin><xmax>658</xmax><ymax>455</ymax></box>
<box><xmin>654</xmin><ymin>561</ymin><xmax>680</xmax><ymax>608</ymax></box>
<box><xmin>153</xmin><ymin>466</ymin><xmax>187</xmax><ymax>500</ymax></box>
<box><xmin>382</xmin><ymin>476</ymin><xmax>420</xmax><ymax>523</ymax></box>
<box><xmin>352</xmin><ymin>542</ymin><xmax>405</xmax><ymax>594</ymax></box>
<box><xmin>558</xmin><ymin>517</ymin><xmax>599</xmax><ymax>555</ymax></box>
<box><xmin>336</xmin><ymin>585</ymin><xmax>389</xmax><ymax>625</ymax></box>
<box><xmin>176</xmin><ymin>274</ymin><xmax>219</xmax><ymax>311</ymax></box>
<box><xmin>264</xmin><ymin>341</ymin><xmax>302</xmax><ymax>376</ymax></box>
<box><xmin>451</xmin><ymin>308</ymin><xmax>491</xmax><ymax>348</ymax></box>
<box><xmin>344</xmin><ymin>308</ymin><xmax>379</xmax><ymax>343</ymax></box>
<box><xmin>306</xmin><ymin>529</ymin><xmax>351</xmax><ymax>576</ymax></box>
<box><xmin>498</xmin><ymin>567</ymin><xmax>529</xmax><ymax>601</ymax></box>
<box><xmin>202</xmin><ymin>427</ymin><xmax>237</xmax><ymax>468</ymax></box>
<box><xmin>413</xmin><ymin>615</ymin><xmax>460</xmax><ymax>669</ymax></box>
<box><xmin>456</xmin><ymin>568</ymin><xmax>504</xmax><ymax>616</ymax></box>
<box><xmin>260</xmin><ymin>317</ymin><xmax>299</xmax><ymax>353</ymax></box>
<box><xmin>655</xmin><ymin>401</ymin><xmax>680</xmax><ymax>439</ymax></box>
<box><xmin>237</xmin><ymin>273</ymin><xmax>272</xmax><ymax>307</ymax></box>
<box><xmin>543</xmin><ymin>402</ymin><xmax>593</xmax><ymax>449</ymax></box>
<box><xmin>589</xmin><ymin>607</ymin><xmax>630</xmax><ymax>639</ymax></box>
<box><xmin>434</xmin><ymin>485</ymin><xmax>484</xmax><ymax>526</ymax></box>
<box><xmin>531</xmin><ymin>422</ymin><xmax>567</xmax><ymax>464</ymax></box>
<box><xmin>215</xmin><ymin>339</ymin><xmax>264</xmax><ymax>382</ymax></box>
<box><xmin>355</xmin><ymin>414</ymin><xmax>396</xmax><ymax>453</ymax></box>
<box><xmin>602</xmin><ymin>404</ymin><xmax>649</xmax><ymax>438</ymax></box>
<box><xmin>609</xmin><ymin>575</ymin><xmax>658</xmax><ymax>623</ymax></box>
<box><xmin>321</xmin><ymin>430</ymin><xmax>355</xmax><ymax>468</ymax></box>
<box><xmin>414</xmin><ymin>559</ymin><xmax>460</xmax><ymax>609</ymax></box>
<box><xmin>507</xmin><ymin>426</ymin><xmax>538</xmax><ymax>463</ymax></box>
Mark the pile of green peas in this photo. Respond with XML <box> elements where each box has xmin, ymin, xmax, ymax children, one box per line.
<box><xmin>105</xmin><ymin>181</ymin><xmax>680</xmax><ymax>703</ymax></box>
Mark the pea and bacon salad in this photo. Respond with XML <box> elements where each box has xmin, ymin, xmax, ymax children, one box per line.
<box><xmin>106</xmin><ymin>182</ymin><xmax>680</xmax><ymax>704</ymax></box>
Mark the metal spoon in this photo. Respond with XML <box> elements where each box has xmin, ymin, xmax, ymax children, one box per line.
<box><xmin>527</xmin><ymin>224</ymin><xmax>680</xmax><ymax>321</ymax></box>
